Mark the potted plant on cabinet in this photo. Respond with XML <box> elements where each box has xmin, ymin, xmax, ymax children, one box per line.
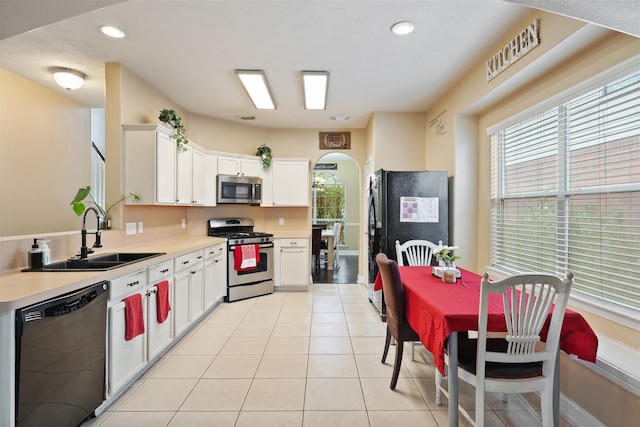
<box><xmin>158</xmin><ymin>108</ymin><xmax>188</xmax><ymax>151</ymax></box>
<box><xmin>71</xmin><ymin>186</ymin><xmax>140</xmax><ymax>229</ymax></box>
<box><xmin>256</xmin><ymin>143</ymin><xmax>272</xmax><ymax>170</ymax></box>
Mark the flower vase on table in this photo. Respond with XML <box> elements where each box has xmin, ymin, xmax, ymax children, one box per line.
<box><xmin>441</xmin><ymin>262</ymin><xmax>457</xmax><ymax>283</ymax></box>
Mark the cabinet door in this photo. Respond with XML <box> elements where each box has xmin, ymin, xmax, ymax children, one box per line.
<box><xmin>147</xmin><ymin>281</ymin><xmax>174</xmax><ymax>361</ymax></box>
<box><xmin>189</xmin><ymin>262</ymin><xmax>204</xmax><ymax>321</ymax></box>
<box><xmin>176</xmin><ymin>144</ymin><xmax>193</xmax><ymax>205</ymax></box>
<box><xmin>173</xmin><ymin>270</ymin><xmax>190</xmax><ymax>337</ymax></box>
<box><xmin>280</xmin><ymin>248</ymin><xmax>310</xmax><ymax>287</ymax></box>
<box><xmin>271</xmin><ymin>160</ymin><xmax>310</xmax><ymax>206</ymax></box>
<box><xmin>212</xmin><ymin>252</ymin><xmax>227</xmax><ymax>302</ymax></box>
<box><xmin>203</xmin><ymin>153</ymin><xmax>218</xmax><ymax>206</ymax></box>
<box><xmin>240</xmin><ymin>158</ymin><xmax>261</xmax><ymax>177</ymax></box>
<box><xmin>156</xmin><ymin>131</ymin><xmax>177</xmax><ymax>204</ymax></box>
<box><xmin>108</xmin><ymin>295</ymin><xmax>147</xmax><ymax>395</ymax></box>
<box><xmin>191</xmin><ymin>147</ymin><xmax>206</xmax><ymax>205</ymax></box>
<box><xmin>218</xmin><ymin>156</ymin><xmax>241</xmax><ymax>175</ymax></box>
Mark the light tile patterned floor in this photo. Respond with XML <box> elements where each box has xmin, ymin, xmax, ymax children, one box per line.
<box><xmin>84</xmin><ymin>283</ymin><xmax>570</xmax><ymax>427</ymax></box>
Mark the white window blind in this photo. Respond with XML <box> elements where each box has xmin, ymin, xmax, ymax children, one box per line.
<box><xmin>491</xmin><ymin>68</ymin><xmax>640</xmax><ymax>311</ymax></box>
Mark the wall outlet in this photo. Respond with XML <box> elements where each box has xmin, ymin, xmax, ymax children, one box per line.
<box><xmin>138</xmin><ymin>221</ymin><xmax>143</xmax><ymax>233</ymax></box>
<box><xmin>279</xmin><ymin>218</ymin><xmax>285</xmax><ymax>225</ymax></box>
<box><xmin>126</xmin><ymin>222</ymin><xmax>137</xmax><ymax>235</ymax></box>
<box><xmin>181</xmin><ymin>219</ymin><xmax>186</xmax><ymax>228</ymax></box>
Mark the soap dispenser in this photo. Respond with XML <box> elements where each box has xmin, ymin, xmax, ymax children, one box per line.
<box><xmin>28</xmin><ymin>239</ymin><xmax>44</xmax><ymax>269</ymax></box>
<box><xmin>40</xmin><ymin>240</ymin><xmax>51</xmax><ymax>265</ymax></box>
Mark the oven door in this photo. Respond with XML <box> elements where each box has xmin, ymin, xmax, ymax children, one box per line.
<box><xmin>228</xmin><ymin>242</ymin><xmax>274</xmax><ymax>286</ymax></box>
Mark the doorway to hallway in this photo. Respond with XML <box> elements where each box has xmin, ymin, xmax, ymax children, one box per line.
<box><xmin>312</xmin><ymin>254</ymin><xmax>358</xmax><ymax>284</ymax></box>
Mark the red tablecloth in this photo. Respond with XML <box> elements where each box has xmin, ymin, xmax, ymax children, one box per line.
<box><xmin>375</xmin><ymin>266</ymin><xmax>598</xmax><ymax>374</ymax></box>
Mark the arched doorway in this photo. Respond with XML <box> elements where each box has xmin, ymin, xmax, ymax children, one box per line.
<box><xmin>311</xmin><ymin>152</ymin><xmax>360</xmax><ymax>284</ymax></box>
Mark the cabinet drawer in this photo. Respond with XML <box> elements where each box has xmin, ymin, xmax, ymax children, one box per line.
<box><xmin>109</xmin><ymin>269</ymin><xmax>147</xmax><ymax>300</ymax></box>
<box><xmin>279</xmin><ymin>238</ymin><xmax>308</xmax><ymax>248</ymax></box>
<box><xmin>148</xmin><ymin>260</ymin><xmax>174</xmax><ymax>282</ymax></box>
<box><xmin>204</xmin><ymin>243</ymin><xmax>225</xmax><ymax>260</ymax></box>
<box><xmin>174</xmin><ymin>250</ymin><xmax>204</xmax><ymax>272</ymax></box>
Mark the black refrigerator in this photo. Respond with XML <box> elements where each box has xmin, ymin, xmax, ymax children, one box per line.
<box><xmin>367</xmin><ymin>169</ymin><xmax>449</xmax><ymax>320</ymax></box>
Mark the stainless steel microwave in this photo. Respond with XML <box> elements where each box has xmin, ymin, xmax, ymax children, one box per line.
<box><xmin>217</xmin><ymin>174</ymin><xmax>262</xmax><ymax>204</ymax></box>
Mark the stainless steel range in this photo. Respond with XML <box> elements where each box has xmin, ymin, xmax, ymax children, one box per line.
<box><xmin>208</xmin><ymin>218</ymin><xmax>274</xmax><ymax>302</ymax></box>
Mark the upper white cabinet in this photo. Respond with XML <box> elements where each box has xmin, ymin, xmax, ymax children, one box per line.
<box><xmin>124</xmin><ymin>124</ymin><xmax>208</xmax><ymax>206</ymax></box>
<box><xmin>218</xmin><ymin>155</ymin><xmax>261</xmax><ymax>177</ymax></box>
<box><xmin>262</xmin><ymin>159</ymin><xmax>310</xmax><ymax>207</ymax></box>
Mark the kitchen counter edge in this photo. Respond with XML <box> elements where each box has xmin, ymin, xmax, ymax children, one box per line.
<box><xmin>0</xmin><ymin>236</ymin><xmax>227</xmax><ymax>310</ymax></box>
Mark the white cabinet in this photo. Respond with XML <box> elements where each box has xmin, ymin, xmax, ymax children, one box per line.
<box><xmin>203</xmin><ymin>153</ymin><xmax>218</xmax><ymax>206</ymax></box>
<box><xmin>124</xmin><ymin>124</ymin><xmax>176</xmax><ymax>205</ymax></box>
<box><xmin>276</xmin><ymin>238</ymin><xmax>310</xmax><ymax>291</ymax></box>
<box><xmin>218</xmin><ymin>155</ymin><xmax>261</xmax><ymax>177</ymax></box>
<box><xmin>107</xmin><ymin>269</ymin><xmax>148</xmax><ymax>395</ymax></box>
<box><xmin>262</xmin><ymin>159</ymin><xmax>310</xmax><ymax>207</ymax></box>
<box><xmin>146</xmin><ymin>259</ymin><xmax>174</xmax><ymax>361</ymax></box>
<box><xmin>203</xmin><ymin>243</ymin><xmax>227</xmax><ymax>310</ymax></box>
<box><xmin>173</xmin><ymin>250</ymin><xmax>204</xmax><ymax>336</ymax></box>
<box><xmin>124</xmin><ymin>124</ymin><xmax>207</xmax><ymax>206</ymax></box>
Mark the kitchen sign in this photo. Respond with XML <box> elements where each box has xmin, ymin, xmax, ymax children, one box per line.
<box><xmin>486</xmin><ymin>18</ymin><xmax>540</xmax><ymax>81</ymax></box>
<box><xmin>319</xmin><ymin>132</ymin><xmax>350</xmax><ymax>150</ymax></box>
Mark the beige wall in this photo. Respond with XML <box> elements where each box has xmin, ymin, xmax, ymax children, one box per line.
<box><xmin>0</xmin><ymin>68</ymin><xmax>91</xmax><ymax>237</ymax></box>
<box><xmin>371</xmin><ymin>111</ymin><xmax>426</xmax><ymax>171</ymax></box>
<box><xmin>425</xmin><ymin>9</ymin><xmax>640</xmax><ymax>425</ymax></box>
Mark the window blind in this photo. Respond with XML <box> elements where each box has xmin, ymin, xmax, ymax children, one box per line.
<box><xmin>491</xmin><ymin>68</ymin><xmax>640</xmax><ymax>311</ymax></box>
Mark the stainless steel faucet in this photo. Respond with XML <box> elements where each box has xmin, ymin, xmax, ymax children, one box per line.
<box><xmin>80</xmin><ymin>207</ymin><xmax>102</xmax><ymax>259</ymax></box>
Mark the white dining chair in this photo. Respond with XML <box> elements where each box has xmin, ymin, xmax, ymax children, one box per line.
<box><xmin>443</xmin><ymin>272</ymin><xmax>574</xmax><ymax>426</ymax></box>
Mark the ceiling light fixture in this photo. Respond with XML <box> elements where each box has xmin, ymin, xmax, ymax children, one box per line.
<box><xmin>235</xmin><ymin>70</ymin><xmax>276</xmax><ymax>110</ymax></box>
<box><xmin>330</xmin><ymin>114</ymin><xmax>350</xmax><ymax>121</ymax></box>
<box><xmin>302</xmin><ymin>71</ymin><xmax>329</xmax><ymax>110</ymax></box>
<box><xmin>49</xmin><ymin>67</ymin><xmax>87</xmax><ymax>90</ymax></box>
<box><xmin>391</xmin><ymin>21</ymin><xmax>415</xmax><ymax>35</ymax></box>
<box><xmin>100</xmin><ymin>25</ymin><xmax>125</xmax><ymax>38</ymax></box>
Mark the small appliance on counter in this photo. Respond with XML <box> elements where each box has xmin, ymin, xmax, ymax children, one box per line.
<box><xmin>208</xmin><ymin>218</ymin><xmax>274</xmax><ymax>302</ymax></box>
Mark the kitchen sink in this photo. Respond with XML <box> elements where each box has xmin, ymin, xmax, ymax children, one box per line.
<box><xmin>23</xmin><ymin>252</ymin><xmax>165</xmax><ymax>272</ymax></box>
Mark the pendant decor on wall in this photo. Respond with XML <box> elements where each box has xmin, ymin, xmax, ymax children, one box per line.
<box><xmin>319</xmin><ymin>132</ymin><xmax>350</xmax><ymax>150</ymax></box>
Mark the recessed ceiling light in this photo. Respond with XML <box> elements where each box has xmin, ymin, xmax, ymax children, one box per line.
<box><xmin>235</xmin><ymin>70</ymin><xmax>276</xmax><ymax>110</ymax></box>
<box><xmin>100</xmin><ymin>25</ymin><xmax>125</xmax><ymax>38</ymax></box>
<box><xmin>302</xmin><ymin>71</ymin><xmax>329</xmax><ymax>110</ymax></box>
<box><xmin>391</xmin><ymin>21</ymin><xmax>415</xmax><ymax>35</ymax></box>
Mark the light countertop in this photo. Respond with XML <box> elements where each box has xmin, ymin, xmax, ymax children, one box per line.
<box><xmin>0</xmin><ymin>236</ymin><xmax>226</xmax><ymax>310</ymax></box>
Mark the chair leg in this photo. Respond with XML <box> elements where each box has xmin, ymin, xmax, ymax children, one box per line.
<box><xmin>435</xmin><ymin>370</ymin><xmax>443</xmax><ymax>405</ymax></box>
<box><xmin>540</xmin><ymin>384</ymin><xmax>554</xmax><ymax>427</ymax></box>
<box><xmin>475</xmin><ymin>379</ymin><xmax>485</xmax><ymax>427</ymax></box>
<box><xmin>382</xmin><ymin>326</ymin><xmax>391</xmax><ymax>363</ymax></box>
<box><xmin>390</xmin><ymin>339</ymin><xmax>403</xmax><ymax>390</ymax></box>
<box><xmin>411</xmin><ymin>341</ymin><xmax>415</xmax><ymax>361</ymax></box>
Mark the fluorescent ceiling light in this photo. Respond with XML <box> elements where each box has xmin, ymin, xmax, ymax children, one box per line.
<box><xmin>100</xmin><ymin>25</ymin><xmax>125</xmax><ymax>38</ymax></box>
<box><xmin>391</xmin><ymin>21</ymin><xmax>415</xmax><ymax>35</ymax></box>
<box><xmin>235</xmin><ymin>70</ymin><xmax>276</xmax><ymax>110</ymax></box>
<box><xmin>49</xmin><ymin>67</ymin><xmax>86</xmax><ymax>90</ymax></box>
<box><xmin>302</xmin><ymin>71</ymin><xmax>329</xmax><ymax>110</ymax></box>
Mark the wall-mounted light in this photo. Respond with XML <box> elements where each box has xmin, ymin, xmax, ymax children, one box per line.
<box><xmin>302</xmin><ymin>71</ymin><xmax>329</xmax><ymax>110</ymax></box>
<box><xmin>235</xmin><ymin>70</ymin><xmax>276</xmax><ymax>110</ymax></box>
<box><xmin>49</xmin><ymin>67</ymin><xmax>86</xmax><ymax>90</ymax></box>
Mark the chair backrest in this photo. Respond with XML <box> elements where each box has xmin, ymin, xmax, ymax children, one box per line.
<box><xmin>477</xmin><ymin>272</ymin><xmax>574</xmax><ymax>374</ymax></box>
<box><xmin>376</xmin><ymin>253</ymin><xmax>406</xmax><ymax>327</ymax></box>
<box><xmin>311</xmin><ymin>227</ymin><xmax>322</xmax><ymax>256</ymax></box>
<box><xmin>395</xmin><ymin>239</ymin><xmax>438</xmax><ymax>266</ymax></box>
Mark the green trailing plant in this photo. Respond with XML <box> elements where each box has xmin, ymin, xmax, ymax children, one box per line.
<box><xmin>256</xmin><ymin>144</ymin><xmax>272</xmax><ymax>170</ymax></box>
<box><xmin>71</xmin><ymin>186</ymin><xmax>140</xmax><ymax>225</ymax></box>
<box><xmin>158</xmin><ymin>108</ymin><xmax>188</xmax><ymax>151</ymax></box>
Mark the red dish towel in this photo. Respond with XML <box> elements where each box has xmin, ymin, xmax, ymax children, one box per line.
<box><xmin>234</xmin><ymin>244</ymin><xmax>260</xmax><ymax>271</ymax></box>
<box><xmin>156</xmin><ymin>280</ymin><xmax>171</xmax><ymax>324</ymax></box>
<box><xmin>123</xmin><ymin>293</ymin><xmax>145</xmax><ymax>341</ymax></box>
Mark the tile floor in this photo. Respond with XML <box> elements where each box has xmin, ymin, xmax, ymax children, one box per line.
<box><xmin>85</xmin><ymin>283</ymin><xmax>570</xmax><ymax>427</ymax></box>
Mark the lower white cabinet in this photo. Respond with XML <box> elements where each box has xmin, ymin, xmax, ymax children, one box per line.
<box><xmin>276</xmin><ymin>238</ymin><xmax>310</xmax><ymax>291</ymax></box>
<box><xmin>146</xmin><ymin>259</ymin><xmax>174</xmax><ymax>361</ymax></box>
<box><xmin>204</xmin><ymin>243</ymin><xmax>227</xmax><ymax>310</ymax></box>
<box><xmin>173</xmin><ymin>250</ymin><xmax>204</xmax><ymax>337</ymax></box>
<box><xmin>107</xmin><ymin>269</ymin><xmax>148</xmax><ymax>396</ymax></box>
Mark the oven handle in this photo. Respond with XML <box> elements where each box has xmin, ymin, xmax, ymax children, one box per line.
<box><xmin>229</xmin><ymin>242</ymin><xmax>274</xmax><ymax>251</ymax></box>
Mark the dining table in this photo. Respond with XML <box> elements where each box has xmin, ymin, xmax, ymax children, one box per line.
<box><xmin>374</xmin><ymin>266</ymin><xmax>598</xmax><ymax>427</ymax></box>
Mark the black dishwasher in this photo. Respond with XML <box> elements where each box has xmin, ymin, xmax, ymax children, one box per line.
<box><xmin>15</xmin><ymin>281</ymin><xmax>109</xmax><ymax>427</ymax></box>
